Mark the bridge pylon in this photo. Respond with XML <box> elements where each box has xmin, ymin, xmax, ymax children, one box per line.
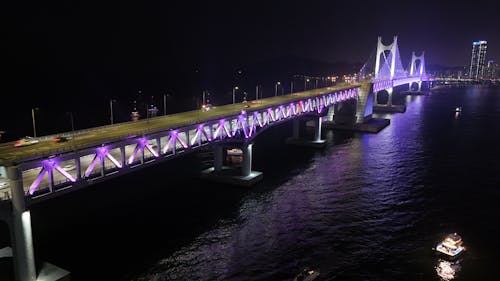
<box><xmin>374</xmin><ymin>36</ymin><xmax>399</xmax><ymax>79</ymax></box>
<box><xmin>410</xmin><ymin>51</ymin><xmax>426</xmax><ymax>76</ymax></box>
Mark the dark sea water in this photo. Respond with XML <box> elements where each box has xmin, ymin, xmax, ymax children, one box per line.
<box><xmin>3</xmin><ymin>85</ymin><xmax>500</xmax><ymax>281</ymax></box>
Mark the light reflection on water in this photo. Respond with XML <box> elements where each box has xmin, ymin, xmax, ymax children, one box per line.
<box><xmin>130</xmin><ymin>86</ymin><xmax>500</xmax><ymax>281</ymax></box>
<box><xmin>435</xmin><ymin>259</ymin><xmax>461</xmax><ymax>280</ymax></box>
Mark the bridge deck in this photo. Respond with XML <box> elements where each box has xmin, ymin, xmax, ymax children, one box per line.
<box><xmin>0</xmin><ymin>83</ymin><xmax>360</xmax><ymax>165</ymax></box>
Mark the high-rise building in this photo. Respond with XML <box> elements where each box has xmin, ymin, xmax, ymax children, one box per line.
<box><xmin>469</xmin><ymin>40</ymin><xmax>487</xmax><ymax>80</ymax></box>
<box><xmin>487</xmin><ymin>60</ymin><xmax>499</xmax><ymax>79</ymax></box>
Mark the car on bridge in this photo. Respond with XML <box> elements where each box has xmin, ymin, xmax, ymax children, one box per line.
<box><xmin>14</xmin><ymin>137</ymin><xmax>39</xmax><ymax>147</ymax></box>
<box><xmin>52</xmin><ymin>136</ymin><xmax>72</xmax><ymax>143</ymax></box>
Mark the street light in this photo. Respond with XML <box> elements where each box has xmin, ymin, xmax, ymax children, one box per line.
<box><xmin>110</xmin><ymin>99</ymin><xmax>116</xmax><ymax>124</ymax></box>
<box><xmin>67</xmin><ymin>112</ymin><xmax>75</xmax><ymax>140</ymax></box>
<box><xmin>232</xmin><ymin>86</ymin><xmax>239</xmax><ymax>104</ymax></box>
<box><xmin>275</xmin><ymin>81</ymin><xmax>281</xmax><ymax>96</ymax></box>
<box><xmin>304</xmin><ymin>78</ymin><xmax>310</xmax><ymax>90</ymax></box>
<box><xmin>31</xmin><ymin>107</ymin><xmax>39</xmax><ymax>137</ymax></box>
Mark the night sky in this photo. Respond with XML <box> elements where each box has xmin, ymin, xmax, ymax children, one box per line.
<box><xmin>3</xmin><ymin>0</ymin><xmax>500</xmax><ymax>138</ymax></box>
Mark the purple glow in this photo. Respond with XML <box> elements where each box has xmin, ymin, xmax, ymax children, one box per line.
<box><xmin>190</xmin><ymin>129</ymin><xmax>201</xmax><ymax>146</ymax></box>
<box><xmin>145</xmin><ymin>143</ymin><xmax>159</xmax><ymax>157</ymax></box>
<box><xmin>97</xmin><ymin>147</ymin><xmax>108</xmax><ymax>157</ymax></box>
<box><xmin>28</xmin><ymin>169</ymin><xmax>48</xmax><ymax>195</ymax></box>
<box><xmin>128</xmin><ymin>145</ymin><xmax>140</xmax><ymax>164</ymax></box>
<box><xmin>290</xmin><ymin>103</ymin><xmax>297</xmax><ymax>115</ymax></box>
<box><xmin>176</xmin><ymin>134</ymin><xmax>188</xmax><ymax>148</ymax></box>
<box><xmin>106</xmin><ymin>153</ymin><xmax>123</xmax><ymax>168</ymax></box>
<box><xmin>163</xmin><ymin>137</ymin><xmax>174</xmax><ymax>154</ymax></box>
<box><xmin>223</xmin><ymin>122</ymin><xmax>232</xmax><ymax>138</ymax></box>
<box><xmin>54</xmin><ymin>165</ymin><xmax>76</xmax><ymax>182</ymax></box>
<box><xmin>85</xmin><ymin>154</ymin><xmax>100</xmax><ymax>177</ymax></box>
<box><xmin>280</xmin><ymin>105</ymin><xmax>288</xmax><ymax>119</ymax></box>
<box><xmin>254</xmin><ymin>112</ymin><xmax>264</xmax><ymax>127</ymax></box>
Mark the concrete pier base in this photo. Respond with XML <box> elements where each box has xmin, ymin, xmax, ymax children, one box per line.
<box><xmin>373</xmin><ymin>104</ymin><xmax>406</xmax><ymax>113</ymax></box>
<box><xmin>0</xmin><ymin>247</ymin><xmax>70</xmax><ymax>281</ymax></box>
<box><xmin>37</xmin><ymin>262</ymin><xmax>71</xmax><ymax>281</ymax></box>
<box><xmin>323</xmin><ymin>118</ymin><xmax>390</xmax><ymax>133</ymax></box>
<box><xmin>285</xmin><ymin>137</ymin><xmax>326</xmax><ymax>148</ymax></box>
<box><xmin>200</xmin><ymin>167</ymin><xmax>263</xmax><ymax>187</ymax></box>
<box><xmin>401</xmin><ymin>90</ymin><xmax>429</xmax><ymax>96</ymax></box>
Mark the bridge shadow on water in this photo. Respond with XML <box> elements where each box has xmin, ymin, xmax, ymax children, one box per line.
<box><xmin>2</xmin><ymin>121</ymin><xmax>355</xmax><ymax>281</ymax></box>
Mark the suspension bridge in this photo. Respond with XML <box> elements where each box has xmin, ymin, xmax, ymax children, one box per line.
<box><xmin>0</xmin><ymin>35</ymin><xmax>430</xmax><ymax>281</ymax></box>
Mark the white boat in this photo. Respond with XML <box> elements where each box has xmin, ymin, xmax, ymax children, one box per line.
<box><xmin>293</xmin><ymin>268</ymin><xmax>320</xmax><ymax>281</ymax></box>
<box><xmin>435</xmin><ymin>233</ymin><xmax>465</xmax><ymax>258</ymax></box>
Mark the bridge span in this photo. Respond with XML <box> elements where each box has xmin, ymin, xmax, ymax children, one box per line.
<box><xmin>0</xmin><ymin>35</ymin><xmax>430</xmax><ymax>281</ymax></box>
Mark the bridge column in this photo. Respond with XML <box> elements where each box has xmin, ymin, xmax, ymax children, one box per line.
<box><xmin>241</xmin><ymin>143</ymin><xmax>252</xmax><ymax>177</ymax></box>
<box><xmin>417</xmin><ymin>81</ymin><xmax>422</xmax><ymax>92</ymax></box>
<box><xmin>285</xmin><ymin>117</ymin><xmax>326</xmax><ymax>148</ymax></box>
<box><xmin>200</xmin><ymin>143</ymin><xmax>263</xmax><ymax>187</ymax></box>
<box><xmin>313</xmin><ymin>117</ymin><xmax>322</xmax><ymax>142</ymax></box>
<box><xmin>7</xmin><ymin>166</ymin><xmax>36</xmax><ymax>281</ymax></box>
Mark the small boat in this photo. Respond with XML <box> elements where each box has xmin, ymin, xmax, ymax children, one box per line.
<box><xmin>435</xmin><ymin>233</ymin><xmax>465</xmax><ymax>258</ymax></box>
<box><xmin>293</xmin><ymin>268</ymin><xmax>320</xmax><ymax>281</ymax></box>
<box><xmin>455</xmin><ymin>106</ymin><xmax>462</xmax><ymax>113</ymax></box>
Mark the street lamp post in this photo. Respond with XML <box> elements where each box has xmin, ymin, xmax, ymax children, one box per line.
<box><xmin>232</xmin><ymin>86</ymin><xmax>239</xmax><ymax>104</ymax></box>
<box><xmin>315</xmin><ymin>79</ymin><xmax>319</xmax><ymax>89</ymax></box>
<box><xmin>67</xmin><ymin>112</ymin><xmax>75</xmax><ymax>140</ymax></box>
<box><xmin>304</xmin><ymin>78</ymin><xmax>310</xmax><ymax>91</ymax></box>
<box><xmin>275</xmin><ymin>81</ymin><xmax>281</xmax><ymax>96</ymax></box>
<box><xmin>110</xmin><ymin>100</ymin><xmax>115</xmax><ymax>124</ymax></box>
<box><xmin>31</xmin><ymin>108</ymin><xmax>38</xmax><ymax>137</ymax></box>
<box><xmin>290</xmin><ymin>81</ymin><xmax>294</xmax><ymax>94</ymax></box>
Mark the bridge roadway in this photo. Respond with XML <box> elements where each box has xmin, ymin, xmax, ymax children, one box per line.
<box><xmin>0</xmin><ymin>82</ymin><xmax>360</xmax><ymax>166</ymax></box>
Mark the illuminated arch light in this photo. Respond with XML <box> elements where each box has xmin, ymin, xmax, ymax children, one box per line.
<box><xmin>221</xmin><ymin>119</ymin><xmax>232</xmax><ymax>138</ymax></box>
<box><xmin>290</xmin><ymin>103</ymin><xmax>297</xmax><ymax>115</ymax></box>
<box><xmin>279</xmin><ymin>105</ymin><xmax>288</xmax><ymax>119</ymax></box>
<box><xmin>253</xmin><ymin>112</ymin><xmax>264</xmax><ymax>127</ymax></box>
<box><xmin>28</xmin><ymin>159</ymin><xmax>57</xmax><ymax>195</ymax></box>
<box><xmin>267</xmin><ymin>108</ymin><xmax>276</xmax><ymax>122</ymax></box>
<box><xmin>127</xmin><ymin>144</ymin><xmax>141</xmax><ymax>164</ymax></box>
<box><xmin>54</xmin><ymin>164</ymin><xmax>77</xmax><ymax>183</ymax></box>
<box><xmin>237</xmin><ymin>115</ymin><xmax>249</xmax><ymax>138</ymax></box>
<box><xmin>162</xmin><ymin>134</ymin><xmax>175</xmax><ymax>154</ymax></box>
<box><xmin>144</xmin><ymin>143</ymin><xmax>159</xmax><ymax>158</ymax></box>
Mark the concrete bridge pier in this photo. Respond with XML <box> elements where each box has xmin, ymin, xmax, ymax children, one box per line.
<box><xmin>285</xmin><ymin>118</ymin><xmax>326</xmax><ymax>148</ymax></box>
<box><xmin>0</xmin><ymin>166</ymin><xmax>70</xmax><ymax>281</ymax></box>
<box><xmin>321</xmin><ymin>83</ymin><xmax>388</xmax><ymax>133</ymax></box>
<box><xmin>404</xmin><ymin>81</ymin><xmax>429</xmax><ymax>95</ymax></box>
<box><xmin>200</xmin><ymin>143</ymin><xmax>263</xmax><ymax>187</ymax></box>
<box><xmin>373</xmin><ymin>87</ymin><xmax>406</xmax><ymax>113</ymax></box>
